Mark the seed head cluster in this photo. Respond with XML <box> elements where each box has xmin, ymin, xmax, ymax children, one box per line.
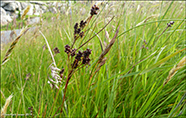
<box><xmin>63</xmin><ymin>5</ymin><xmax>99</xmax><ymax>71</ymax></box>
<box><xmin>72</xmin><ymin>48</ymin><xmax>92</xmax><ymax>68</ymax></box>
<box><xmin>167</xmin><ymin>21</ymin><xmax>174</xmax><ymax>27</ymax></box>
<box><xmin>64</xmin><ymin>45</ymin><xmax>71</xmax><ymax>54</ymax></box>
<box><xmin>64</xmin><ymin>44</ymin><xmax>92</xmax><ymax>69</ymax></box>
<box><xmin>74</xmin><ymin>20</ymin><xmax>87</xmax><ymax>39</ymax></box>
<box><xmin>90</xmin><ymin>5</ymin><xmax>99</xmax><ymax>16</ymax></box>
<box><xmin>53</xmin><ymin>47</ymin><xmax>60</xmax><ymax>54</ymax></box>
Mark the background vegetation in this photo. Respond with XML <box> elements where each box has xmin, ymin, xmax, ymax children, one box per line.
<box><xmin>1</xmin><ymin>1</ymin><xmax>185</xmax><ymax>117</ymax></box>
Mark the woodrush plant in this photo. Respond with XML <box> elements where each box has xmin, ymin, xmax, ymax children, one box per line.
<box><xmin>39</xmin><ymin>5</ymin><xmax>120</xmax><ymax>116</ymax></box>
<box><xmin>1</xmin><ymin>1</ymin><xmax>185</xmax><ymax>117</ymax></box>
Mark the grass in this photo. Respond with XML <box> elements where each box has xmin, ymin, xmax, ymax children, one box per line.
<box><xmin>1</xmin><ymin>1</ymin><xmax>186</xmax><ymax>117</ymax></box>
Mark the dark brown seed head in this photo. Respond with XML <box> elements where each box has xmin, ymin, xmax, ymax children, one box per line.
<box><xmin>83</xmin><ymin>48</ymin><xmax>92</xmax><ymax>58</ymax></box>
<box><xmin>80</xmin><ymin>20</ymin><xmax>84</xmax><ymax>27</ymax></box>
<box><xmin>82</xmin><ymin>57</ymin><xmax>91</xmax><ymax>64</ymax></box>
<box><xmin>60</xmin><ymin>68</ymin><xmax>64</xmax><ymax>74</ymax></box>
<box><xmin>74</xmin><ymin>23</ymin><xmax>78</xmax><ymax>30</ymax></box>
<box><xmin>90</xmin><ymin>5</ymin><xmax>99</xmax><ymax>16</ymax></box>
<box><xmin>75</xmin><ymin>51</ymin><xmax>83</xmax><ymax>61</ymax></box>
<box><xmin>71</xmin><ymin>49</ymin><xmax>77</xmax><ymax>57</ymax></box>
<box><xmin>77</xmin><ymin>28</ymin><xmax>81</xmax><ymax>34</ymax></box>
<box><xmin>80</xmin><ymin>20</ymin><xmax>86</xmax><ymax>29</ymax></box>
<box><xmin>167</xmin><ymin>23</ymin><xmax>171</xmax><ymax>27</ymax></box>
<box><xmin>79</xmin><ymin>31</ymin><xmax>84</xmax><ymax>38</ymax></box>
<box><xmin>53</xmin><ymin>47</ymin><xmax>60</xmax><ymax>54</ymax></box>
<box><xmin>64</xmin><ymin>45</ymin><xmax>71</xmax><ymax>54</ymax></box>
<box><xmin>170</xmin><ymin>21</ymin><xmax>174</xmax><ymax>25</ymax></box>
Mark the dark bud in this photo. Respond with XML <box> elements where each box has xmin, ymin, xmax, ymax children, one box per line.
<box><xmin>74</xmin><ymin>29</ymin><xmax>78</xmax><ymax>35</ymax></box>
<box><xmin>82</xmin><ymin>57</ymin><xmax>91</xmax><ymax>64</ymax></box>
<box><xmin>74</xmin><ymin>23</ymin><xmax>78</xmax><ymax>30</ymax></box>
<box><xmin>83</xmin><ymin>48</ymin><xmax>92</xmax><ymax>58</ymax></box>
<box><xmin>59</xmin><ymin>68</ymin><xmax>65</xmax><ymax>78</ymax></box>
<box><xmin>77</xmin><ymin>28</ymin><xmax>81</xmax><ymax>34</ymax></box>
<box><xmin>142</xmin><ymin>45</ymin><xmax>145</xmax><ymax>49</ymax></box>
<box><xmin>82</xmin><ymin>48</ymin><xmax>92</xmax><ymax>64</ymax></box>
<box><xmin>71</xmin><ymin>49</ymin><xmax>77</xmax><ymax>57</ymax></box>
<box><xmin>28</xmin><ymin>106</ymin><xmax>33</xmax><ymax>111</ymax></box>
<box><xmin>80</xmin><ymin>20</ymin><xmax>86</xmax><ymax>29</ymax></box>
<box><xmin>53</xmin><ymin>47</ymin><xmax>60</xmax><ymax>54</ymax></box>
<box><xmin>90</xmin><ymin>5</ymin><xmax>99</xmax><ymax>16</ymax></box>
<box><xmin>79</xmin><ymin>31</ymin><xmax>84</xmax><ymax>38</ymax></box>
<box><xmin>170</xmin><ymin>21</ymin><xmax>174</xmax><ymax>25</ymax></box>
<box><xmin>95</xmin><ymin>5</ymin><xmax>99</xmax><ymax>10</ymax></box>
<box><xmin>80</xmin><ymin>20</ymin><xmax>84</xmax><ymax>27</ymax></box>
<box><xmin>75</xmin><ymin>51</ymin><xmax>83</xmax><ymax>61</ymax></box>
<box><xmin>144</xmin><ymin>40</ymin><xmax>147</xmax><ymax>44</ymax></box>
<box><xmin>167</xmin><ymin>23</ymin><xmax>171</xmax><ymax>27</ymax></box>
<box><xmin>64</xmin><ymin>45</ymin><xmax>71</xmax><ymax>54</ymax></box>
<box><xmin>65</xmin><ymin>45</ymin><xmax>70</xmax><ymax>48</ymax></box>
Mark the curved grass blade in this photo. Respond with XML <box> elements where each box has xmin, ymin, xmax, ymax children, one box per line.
<box><xmin>140</xmin><ymin>48</ymin><xmax>186</xmax><ymax>74</ymax></box>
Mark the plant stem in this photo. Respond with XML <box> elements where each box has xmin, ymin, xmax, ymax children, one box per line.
<box><xmin>77</xmin><ymin>16</ymin><xmax>115</xmax><ymax>50</ymax></box>
<box><xmin>53</xmin><ymin>70</ymin><xmax>73</xmax><ymax>117</ymax></box>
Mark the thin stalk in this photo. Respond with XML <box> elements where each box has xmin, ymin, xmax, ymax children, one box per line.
<box><xmin>77</xmin><ymin>16</ymin><xmax>115</xmax><ymax>50</ymax></box>
<box><xmin>39</xmin><ymin>30</ymin><xmax>57</xmax><ymax>67</ymax></box>
<box><xmin>53</xmin><ymin>70</ymin><xmax>73</xmax><ymax>117</ymax></box>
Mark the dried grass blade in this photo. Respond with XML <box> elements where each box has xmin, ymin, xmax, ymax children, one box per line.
<box><xmin>164</xmin><ymin>56</ymin><xmax>186</xmax><ymax>85</ymax></box>
<box><xmin>21</xmin><ymin>5</ymin><xmax>31</xmax><ymax>20</ymax></box>
<box><xmin>88</xmin><ymin>26</ymin><xmax>119</xmax><ymax>85</ymax></box>
<box><xmin>1</xmin><ymin>94</ymin><xmax>13</xmax><ymax>118</ymax></box>
<box><xmin>98</xmin><ymin>26</ymin><xmax>120</xmax><ymax>63</ymax></box>
<box><xmin>39</xmin><ymin>30</ymin><xmax>57</xmax><ymax>67</ymax></box>
<box><xmin>1</xmin><ymin>28</ymin><xmax>29</xmax><ymax>65</ymax></box>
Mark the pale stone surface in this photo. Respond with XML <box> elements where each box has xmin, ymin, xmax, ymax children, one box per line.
<box><xmin>49</xmin><ymin>7</ymin><xmax>57</xmax><ymax>14</ymax></box>
<box><xmin>15</xmin><ymin>1</ymin><xmax>22</xmax><ymax>11</ymax></box>
<box><xmin>3</xmin><ymin>2</ymin><xmax>17</xmax><ymax>11</ymax></box>
<box><xmin>30</xmin><ymin>1</ymin><xmax>46</xmax><ymax>5</ymax></box>
<box><xmin>1</xmin><ymin>1</ymin><xmax>68</xmax><ymax>27</ymax></box>
<box><xmin>1</xmin><ymin>7</ymin><xmax>7</xmax><ymax>15</ymax></box>
<box><xmin>34</xmin><ymin>4</ymin><xmax>43</xmax><ymax>15</ymax></box>
<box><xmin>20</xmin><ymin>2</ymin><xmax>29</xmax><ymax>10</ymax></box>
<box><xmin>1</xmin><ymin>7</ymin><xmax>12</xmax><ymax>26</ymax></box>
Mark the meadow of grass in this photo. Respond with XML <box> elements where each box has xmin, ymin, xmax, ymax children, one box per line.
<box><xmin>1</xmin><ymin>1</ymin><xmax>185</xmax><ymax>117</ymax></box>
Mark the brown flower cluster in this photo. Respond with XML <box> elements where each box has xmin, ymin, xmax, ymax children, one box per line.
<box><xmin>72</xmin><ymin>49</ymin><xmax>91</xmax><ymax>68</ymax></box>
<box><xmin>64</xmin><ymin>44</ymin><xmax>92</xmax><ymax>69</ymax></box>
<box><xmin>53</xmin><ymin>47</ymin><xmax>60</xmax><ymax>54</ymax></box>
<box><xmin>167</xmin><ymin>21</ymin><xmax>174</xmax><ymax>27</ymax></box>
<box><xmin>90</xmin><ymin>5</ymin><xmax>99</xmax><ymax>16</ymax></box>
<box><xmin>74</xmin><ymin>20</ymin><xmax>87</xmax><ymax>39</ymax></box>
<box><xmin>62</xmin><ymin>5</ymin><xmax>100</xmax><ymax>73</ymax></box>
